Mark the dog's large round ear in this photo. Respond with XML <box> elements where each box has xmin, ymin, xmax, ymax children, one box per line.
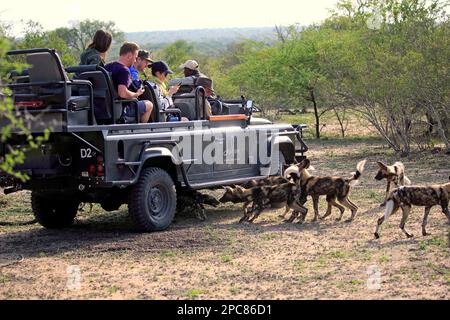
<box><xmin>236</xmin><ymin>185</ymin><xmax>245</xmax><ymax>193</ymax></box>
<box><xmin>223</xmin><ymin>186</ymin><xmax>233</xmax><ymax>193</ymax></box>
<box><xmin>301</xmin><ymin>159</ymin><xmax>311</xmax><ymax>169</ymax></box>
<box><xmin>376</xmin><ymin>161</ymin><xmax>388</xmax><ymax>170</ymax></box>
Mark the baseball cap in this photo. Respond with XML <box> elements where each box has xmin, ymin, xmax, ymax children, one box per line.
<box><xmin>180</xmin><ymin>60</ymin><xmax>199</xmax><ymax>71</ymax></box>
<box><xmin>138</xmin><ymin>50</ymin><xmax>153</xmax><ymax>63</ymax></box>
<box><xmin>151</xmin><ymin>61</ymin><xmax>174</xmax><ymax>75</ymax></box>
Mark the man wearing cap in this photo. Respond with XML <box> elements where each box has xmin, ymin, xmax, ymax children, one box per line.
<box><xmin>129</xmin><ymin>50</ymin><xmax>153</xmax><ymax>85</ymax></box>
<box><xmin>149</xmin><ymin>60</ymin><xmax>180</xmax><ymax>111</ymax></box>
<box><xmin>180</xmin><ymin>60</ymin><xmax>201</xmax><ymax>77</ymax></box>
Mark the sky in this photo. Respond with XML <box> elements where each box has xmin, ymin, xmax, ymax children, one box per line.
<box><xmin>0</xmin><ymin>0</ymin><xmax>342</xmax><ymax>35</ymax></box>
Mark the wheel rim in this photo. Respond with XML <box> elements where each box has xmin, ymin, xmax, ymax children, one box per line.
<box><xmin>147</xmin><ymin>184</ymin><xmax>169</xmax><ymax>218</ymax></box>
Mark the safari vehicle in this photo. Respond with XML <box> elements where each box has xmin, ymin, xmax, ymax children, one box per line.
<box><xmin>0</xmin><ymin>48</ymin><xmax>308</xmax><ymax>232</ymax></box>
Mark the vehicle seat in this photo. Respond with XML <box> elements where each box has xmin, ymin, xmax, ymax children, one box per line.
<box><xmin>77</xmin><ymin>71</ymin><xmax>114</xmax><ymax>123</ymax></box>
<box><xmin>25</xmin><ymin>52</ymin><xmax>71</xmax><ymax>105</ymax></box>
<box><xmin>174</xmin><ymin>101</ymin><xmax>197</xmax><ymax>121</ymax></box>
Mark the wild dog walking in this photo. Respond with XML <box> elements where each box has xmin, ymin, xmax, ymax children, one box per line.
<box><xmin>233</xmin><ymin>182</ymin><xmax>307</xmax><ymax>223</ymax></box>
<box><xmin>219</xmin><ymin>176</ymin><xmax>291</xmax><ymax>204</ymax></box>
<box><xmin>375</xmin><ymin>161</ymin><xmax>411</xmax><ymax>206</ymax></box>
<box><xmin>374</xmin><ymin>177</ymin><xmax>450</xmax><ymax>239</ymax></box>
<box><xmin>283</xmin><ymin>159</ymin><xmax>367</xmax><ymax>223</ymax></box>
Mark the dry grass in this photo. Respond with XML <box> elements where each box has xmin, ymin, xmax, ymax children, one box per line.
<box><xmin>1</xmin><ymin>135</ymin><xmax>448</xmax><ymax>300</ymax></box>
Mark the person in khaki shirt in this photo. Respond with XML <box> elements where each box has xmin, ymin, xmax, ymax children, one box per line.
<box><xmin>175</xmin><ymin>76</ymin><xmax>213</xmax><ymax>120</ymax></box>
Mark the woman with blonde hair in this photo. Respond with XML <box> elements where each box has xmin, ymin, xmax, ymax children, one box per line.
<box><xmin>80</xmin><ymin>29</ymin><xmax>113</xmax><ymax>67</ymax></box>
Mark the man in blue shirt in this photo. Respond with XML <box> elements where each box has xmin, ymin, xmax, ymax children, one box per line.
<box><xmin>129</xmin><ymin>50</ymin><xmax>153</xmax><ymax>87</ymax></box>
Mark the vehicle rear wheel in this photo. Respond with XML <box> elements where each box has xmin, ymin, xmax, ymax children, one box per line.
<box><xmin>31</xmin><ymin>192</ymin><xmax>79</xmax><ymax>229</ymax></box>
<box><xmin>128</xmin><ymin>167</ymin><xmax>177</xmax><ymax>232</ymax></box>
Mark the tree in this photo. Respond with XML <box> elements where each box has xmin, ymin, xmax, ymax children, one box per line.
<box><xmin>16</xmin><ymin>20</ymin><xmax>77</xmax><ymax>66</ymax></box>
<box><xmin>315</xmin><ymin>0</ymin><xmax>449</xmax><ymax>153</ymax></box>
<box><xmin>54</xmin><ymin>19</ymin><xmax>124</xmax><ymax>57</ymax></box>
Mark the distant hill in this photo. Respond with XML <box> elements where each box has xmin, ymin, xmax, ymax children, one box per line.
<box><xmin>124</xmin><ymin>27</ymin><xmax>277</xmax><ymax>54</ymax></box>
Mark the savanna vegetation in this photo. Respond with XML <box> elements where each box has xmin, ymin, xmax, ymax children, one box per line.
<box><xmin>1</xmin><ymin>0</ymin><xmax>449</xmax><ymax>156</ymax></box>
<box><xmin>0</xmin><ymin>0</ymin><xmax>449</xmax><ymax>300</ymax></box>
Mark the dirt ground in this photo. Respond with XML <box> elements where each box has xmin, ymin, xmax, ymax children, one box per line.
<box><xmin>0</xmin><ymin>137</ymin><xmax>449</xmax><ymax>300</ymax></box>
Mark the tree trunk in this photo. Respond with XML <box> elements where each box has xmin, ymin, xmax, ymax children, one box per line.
<box><xmin>310</xmin><ymin>89</ymin><xmax>320</xmax><ymax>139</ymax></box>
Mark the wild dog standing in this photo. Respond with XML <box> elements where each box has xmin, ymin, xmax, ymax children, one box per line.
<box><xmin>233</xmin><ymin>182</ymin><xmax>307</xmax><ymax>223</ymax></box>
<box><xmin>219</xmin><ymin>176</ymin><xmax>291</xmax><ymax>204</ymax></box>
<box><xmin>374</xmin><ymin>177</ymin><xmax>450</xmax><ymax>239</ymax></box>
<box><xmin>284</xmin><ymin>159</ymin><xmax>367</xmax><ymax>223</ymax></box>
<box><xmin>375</xmin><ymin>161</ymin><xmax>411</xmax><ymax>206</ymax></box>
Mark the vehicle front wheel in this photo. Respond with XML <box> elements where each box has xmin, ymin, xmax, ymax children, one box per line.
<box><xmin>128</xmin><ymin>167</ymin><xmax>177</xmax><ymax>232</ymax></box>
<box><xmin>31</xmin><ymin>192</ymin><xmax>80</xmax><ymax>229</ymax></box>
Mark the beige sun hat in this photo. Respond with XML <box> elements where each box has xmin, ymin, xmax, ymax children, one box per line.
<box><xmin>179</xmin><ymin>60</ymin><xmax>199</xmax><ymax>70</ymax></box>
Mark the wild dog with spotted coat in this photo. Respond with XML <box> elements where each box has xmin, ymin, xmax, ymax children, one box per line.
<box><xmin>375</xmin><ymin>161</ymin><xmax>411</xmax><ymax>206</ymax></box>
<box><xmin>233</xmin><ymin>181</ymin><xmax>307</xmax><ymax>223</ymax></box>
<box><xmin>219</xmin><ymin>176</ymin><xmax>290</xmax><ymax>204</ymax></box>
<box><xmin>283</xmin><ymin>159</ymin><xmax>367</xmax><ymax>223</ymax></box>
<box><xmin>374</xmin><ymin>177</ymin><xmax>450</xmax><ymax>239</ymax></box>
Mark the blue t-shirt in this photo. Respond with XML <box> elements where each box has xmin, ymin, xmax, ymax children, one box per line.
<box><xmin>129</xmin><ymin>65</ymin><xmax>139</xmax><ymax>82</ymax></box>
<box><xmin>105</xmin><ymin>61</ymin><xmax>132</xmax><ymax>92</ymax></box>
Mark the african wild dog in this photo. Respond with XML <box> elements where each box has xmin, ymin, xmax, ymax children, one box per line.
<box><xmin>374</xmin><ymin>177</ymin><xmax>450</xmax><ymax>239</ymax></box>
<box><xmin>283</xmin><ymin>158</ymin><xmax>367</xmax><ymax>223</ymax></box>
<box><xmin>219</xmin><ymin>176</ymin><xmax>291</xmax><ymax>204</ymax></box>
<box><xmin>230</xmin><ymin>181</ymin><xmax>307</xmax><ymax>223</ymax></box>
<box><xmin>375</xmin><ymin>161</ymin><xmax>411</xmax><ymax>206</ymax></box>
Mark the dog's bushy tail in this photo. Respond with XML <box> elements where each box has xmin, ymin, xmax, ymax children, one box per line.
<box><xmin>348</xmin><ymin>159</ymin><xmax>367</xmax><ymax>187</ymax></box>
<box><xmin>284</xmin><ymin>165</ymin><xmax>300</xmax><ymax>181</ymax></box>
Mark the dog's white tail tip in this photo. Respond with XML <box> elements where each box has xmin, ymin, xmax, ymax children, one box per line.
<box><xmin>384</xmin><ymin>199</ymin><xmax>395</xmax><ymax>219</ymax></box>
<box><xmin>404</xmin><ymin>176</ymin><xmax>412</xmax><ymax>185</ymax></box>
<box><xmin>357</xmin><ymin>159</ymin><xmax>367</xmax><ymax>173</ymax></box>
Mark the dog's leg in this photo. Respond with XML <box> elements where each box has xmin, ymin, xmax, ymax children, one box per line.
<box><xmin>287</xmin><ymin>210</ymin><xmax>299</xmax><ymax>223</ymax></box>
<box><xmin>320</xmin><ymin>195</ymin><xmax>333</xmax><ymax>220</ymax></box>
<box><xmin>240</xmin><ymin>201</ymin><xmax>252</xmax><ymax>223</ymax></box>
<box><xmin>338</xmin><ymin>197</ymin><xmax>358</xmax><ymax>222</ymax></box>
<box><xmin>279</xmin><ymin>205</ymin><xmax>290</xmax><ymax>219</ymax></box>
<box><xmin>381</xmin><ymin>181</ymin><xmax>391</xmax><ymax>207</ymax></box>
<box><xmin>248</xmin><ymin>206</ymin><xmax>264</xmax><ymax>223</ymax></box>
<box><xmin>332</xmin><ymin>198</ymin><xmax>346</xmax><ymax>221</ymax></box>
<box><xmin>399</xmin><ymin>205</ymin><xmax>414</xmax><ymax>238</ymax></box>
<box><xmin>375</xmin><ymin>199</ymin><xmax>399</xmax><ymax>239</ymax></box>
<box><xmin>422</xmin><ymin>206</ymin><xmax>432</xmax><ymax>236</ymax></box>
<box><xmin>441</xmin><ymin>200</ymin><xmax>450</xmax><ymax>221</ymax></box>
<box><xmin>298</xmin><ymin>209</ymin><xmax>308</xmax><ymax>224</ymax></box>
<box><xmin>312</xmin><ymin>195</ymin><xmax>320</xmax><ymax>222</ymax></box>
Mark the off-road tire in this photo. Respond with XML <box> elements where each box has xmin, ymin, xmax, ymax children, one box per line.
<box><xmin>128</xmin><ymin>167</ymin><xmax>177</xmax><ymax>232</ymax></box>
<box><xmin>31</xmin><ymin>192</ymin><xmax>79</xmax><ymax>229</ymax></box>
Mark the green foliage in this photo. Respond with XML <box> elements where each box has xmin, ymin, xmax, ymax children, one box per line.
<box><xmin>0</xmin><ymin>31</ymin><xmax>50</xmax><ymax>182</ymax></box>
<box><xmin>55</xmin><ymin>19</ymin><xmax>124</xmax><ymax>57</ymax></box>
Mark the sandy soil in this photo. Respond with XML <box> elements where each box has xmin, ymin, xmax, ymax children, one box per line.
<box><xmin>0</xmin><ymin>138</ymin><xmax>449</xmax><ymax>300</ymax></box>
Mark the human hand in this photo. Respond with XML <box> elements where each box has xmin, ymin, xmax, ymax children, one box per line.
<box><xmin>168</xmin><ymin>85</ymin><xmax>180</xmax><ymax>97</ymax></box>
<box><xmin>136</xmin><ymin>86</ymin><xmax>145</xmax><ymax>97</ymax></box>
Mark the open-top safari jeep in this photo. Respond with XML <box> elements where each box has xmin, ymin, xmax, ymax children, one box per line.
<box><xmin>0</xmin><ymin>48</ymin><xmax>308</xmax><ymax>232</ymax></box>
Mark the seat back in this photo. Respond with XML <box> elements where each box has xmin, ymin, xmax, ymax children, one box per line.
<box><xmin>77</xmin><ymin>71</ymin><xmax>114</xmax><ymax>123</ymax></box>
<box><xmin>141</xmin><ymin>81</ymin><xmax>161</xmax><ymax>122</ymax></box>
<box><xmin>174</xmin><ymin>100</ymin><xmax>197</xmax><ymax>120</ymax></box>
<box><xmin>27</xmin><ymin>52</ymin><xmax>69</xmax><ymax>82</ymax></box>
<box><xmin>25</xmin><ymin>52</ymin><xmax>70</xmax><ymax>104</ymax></box>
